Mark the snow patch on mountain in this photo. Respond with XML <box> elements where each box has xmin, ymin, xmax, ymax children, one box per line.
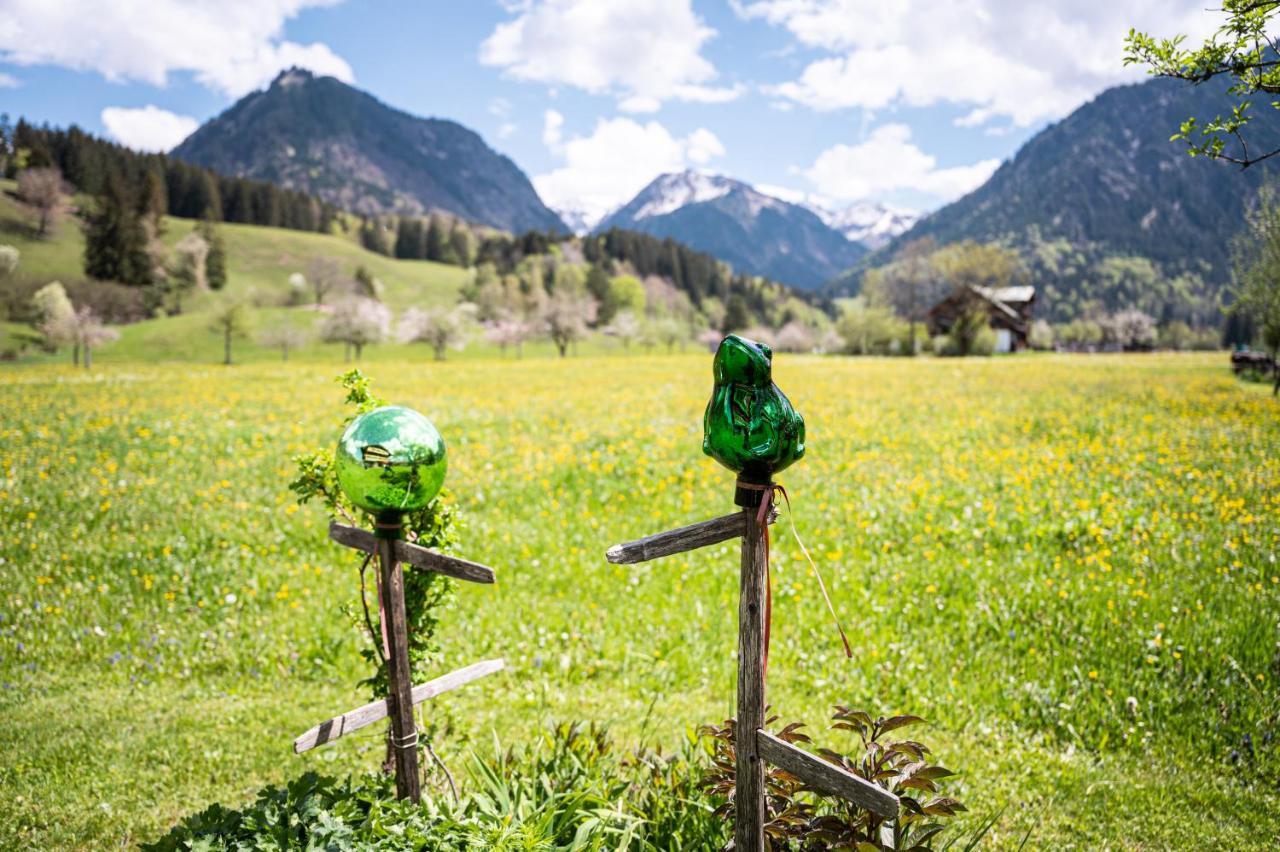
<box><xmin>552</xmin><ymin>204</ymin><xmax>599</xmax><ymax>236</ymax></box>
<box><xmin>817</xmin><ymin>202</ymin><xmax>921</xmax><ymax>249</ymax></box>
<box><xmin>633</xmin><ymin>171</ymin><xmax>735</xmax><ymax>219</ymax></box>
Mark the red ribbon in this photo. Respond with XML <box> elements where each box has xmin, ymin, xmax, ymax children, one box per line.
<box><xmin>742</xmin><ymin>481</ymin><xmax>854</xmax><ymax>676</ymax></box>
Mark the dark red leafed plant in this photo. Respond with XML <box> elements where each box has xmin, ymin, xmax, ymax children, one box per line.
<box><xmin>701</xmin><ymin>707</ymin><xmax>965</xmax><ymax>851</ymax></box>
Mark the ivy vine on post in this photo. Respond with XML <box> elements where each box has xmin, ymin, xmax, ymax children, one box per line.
<box><xmin>287</xmin><ymin>369</ymin><xmax>503</xmax><ymax>801</ymax></box>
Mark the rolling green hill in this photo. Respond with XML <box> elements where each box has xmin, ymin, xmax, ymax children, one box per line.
<box><xmin>0</xmin><ymin>179</ymin><xmax>475</xmax><ymax>362</ymax></box>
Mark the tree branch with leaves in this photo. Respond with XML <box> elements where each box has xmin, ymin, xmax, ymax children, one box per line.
<box><xmin>1126</xmin><ymin>1</ymin><xmax>1280</xmax><ymax>166</ymax></box>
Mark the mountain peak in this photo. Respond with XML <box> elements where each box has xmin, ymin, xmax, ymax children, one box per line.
<box><xmin>598</xmin><ymin>172</ymin><xmax>863</xmax><ymax>290</ymax></box>
<box><xmin>634</xmin><ymin>171</ymin><xmax>738</xmax><ymax>219</ymax></box>
<box><xmin>269</xmin><ymin>66</ymin><xmax>316</xmax><ymax>89</ymax></box>
<box><xmin>172</xmin><ymin>73</ymin><xmax>565</xmax><ymax>233</ymax></box>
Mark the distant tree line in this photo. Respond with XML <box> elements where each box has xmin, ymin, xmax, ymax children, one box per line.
<box><xmin>2</xmin><ymin>118</ymin><xmax>338</xmax><ymax>234</ymax></box>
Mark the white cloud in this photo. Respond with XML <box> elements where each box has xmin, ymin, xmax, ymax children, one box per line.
<box><xmin>801</xmin><ymin>124</ymin><xmax>1000</xmax><ymax>202</ymax></box>
<box><xmin>738</xmin><ymin>0</ymin><xmax>1218</xmax><ymax>127</ymax></box>
<box><xmin>542</xmin><ymin>109</ymin><xmax>565</xmax><ymax>148</ymax></box>
<box><xmin>100</xmin><ymin>105</ymin><xmax>200</xmax><ymax>152</ymax></box>
<box><xmin>685</xmin><ymin>128</ymin><xmax>725</xmax><ymax>164</ymax></box>
<box><xmin>0</xmin><ymin>0</ymin><xmax>353</xmax><ymax>98</ymax></box>
<box><xmin>480</xmin><ymin>0</ymin><xmax>741</xmax><ymax>111</ymax></box>
<box><xmin>534</xmin><ymin>116</ymin><xmax>726</xmax><ymax>226</ymax></box>
<box><xmin>755</xmin><ymin>183</ymin><xmax>833</xmax><ymax>210</ymax></box>
<box><xmin>0</xmin><ymin>72</ymin><xmax>18</xmax><ymax>88</ymax></box>
<box><xmin>497</xmin><ymin>122</ymin><xmax>518</xmax><ymax>139</ymax></box>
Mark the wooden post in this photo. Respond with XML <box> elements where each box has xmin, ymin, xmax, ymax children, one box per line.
<box><xmin>603</xmin><ymin>492</ymin><xmax>900</xmax><ymax>846</ymax></box>
<box><xmin>377</xmin><ymin>519</ymin><xmax>420</xmax><ymax>802</ymax></box>
<box><xmin>735</xmin><ymin>493</ymin><xmax>769</xmax><ymax>852</ymax></box>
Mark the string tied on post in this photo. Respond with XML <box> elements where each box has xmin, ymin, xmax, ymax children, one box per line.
<box><xmin>739</xmin><ymin>480</ymin><xmax>854</xmax><ymax>676</ymax></box>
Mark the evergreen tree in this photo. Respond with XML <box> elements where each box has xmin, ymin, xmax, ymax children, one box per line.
<box><xmin>192</xmin><ymin>169</ymin><xmax>223</xmax><ymax>221</ymax></box>
<box><xmin>197</xmin><ymin>218</ymin><xmax>228</xmax><ymax>291</ymax></box>
<box><xmin>394</xmin><ymin>217</ymin><xmax>417</xmax><ymax>259</ymax></box>
<box><xmin>449</xmin><ymin>221</ymin><xmax>476</xmax><ymax>266</ymax></box>
<box><xmin>83</xmin><ymin>173</ymin><xmax>151</xmax><ymax>285</ymax></box>
<box><xmin>425</xmin><ymin>215</ymin><xmax>446</xmax><ymax>261</ymax></box>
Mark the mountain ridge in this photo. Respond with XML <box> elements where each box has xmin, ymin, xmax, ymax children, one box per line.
<box><xmin>834</xmin><ymin>74</ymin><xmax>1280</xmax><ymax>324</ymax></box>
<box><xmin>596</xmin><ymin>171</ymin><xmax>865</xmax><ymax>290</ymax></box>
<box><xmin>172</xmin><ymin>68</ymin><xmax>566</xmax><ymax>235</ymax></box>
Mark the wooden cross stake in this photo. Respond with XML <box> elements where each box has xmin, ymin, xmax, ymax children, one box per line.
<box><xmin>305</xmin><ymin>520</ymin><xmax>503</xmax><ymax>803</ymax></box>
<box><xmin>605</xmin><ymin>487</ymin><xmax>898</xmax><ymax>852</ymax></box>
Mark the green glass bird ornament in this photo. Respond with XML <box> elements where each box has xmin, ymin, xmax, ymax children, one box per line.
<box><xmin>335</xmin><ymin>405</ymin><xmax>447</xmax><ymax>519</ymax></box>
<box><xmin>702</xmin><ymin>334</ymin><xmax>805</xmax><ymax>487</ymax></box>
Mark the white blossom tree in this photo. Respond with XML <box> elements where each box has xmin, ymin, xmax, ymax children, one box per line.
<box><xmin>258</xmin><ymin>324</ymin><xmax>310</xmax><ymax>361</ymax></box>
<box><xmin>541</xmin><ymin>289</ymin><xmax>597</xmax><ymax>357</ymax></box>
<box><xmin>32</xmin><ymin>281</ymin><xmax>78</xmax><ymax>361</ymax></box>
<box><xmin>0</xmin><ymin>245</ymin><xmax>19</xmax><ymax>280</ymax></box>
<box><xmin>73</xmin><ymin>306</ymin><xmax>119</xmax><ymax>370</ymax></box>
<box><xmin>398</xmin><ymin>303</ymin><xmax>477</xmax><ymax>361</ymax></box>
<box><xmin>1103</xmin><ymin>309</ymin><xmax>1157</xmax><ymax>351</ymax></box>
<box><xmin>603</xmin><ymin>310</ymin><xmax>641</xmax><ymax>351</ymax></box>
<box><xmin>320</xmin><ymin>297</ymin><xmax>390</xmax><ymax>361</ymax></box>
<box><xmin>774</xmin><ymin>321</ymin><xmax>816</xmax><ymax>354</ymax></box>
<box><xmin>483</xmin><ymin>317</ymin><xmax>531</xmax><ymax>357</ymax></box>
<box><xmin>17</xmin><ymin>167</ymin><xmax>63</xmax><ymax>237</ymax></box>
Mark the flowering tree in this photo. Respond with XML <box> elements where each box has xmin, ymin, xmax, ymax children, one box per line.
<box><xmin>1103</xmin><ymin>309</ymin><xmax>1158</xmax><ymax>351</ymax></box>
<box><xmin>321</xmin><ymin>297</ymin><xmax>390</xmax><ymax>361</ymax></box>
<box><xmin>73</xmin><ymin>306</ymin><xmax>119</xmax><ymax>370</ymax></box>
<box><xmin>774</xmin><ymin>321</ymin><xmax>815</xmax><ymax>354</ymax></box>
<box><xmin>0</xmin><ymin>245</ymin><xmax>19</xmax><ymax>280</ymax></box>
<box><xmin>483</xmin><ymin>317</ymin><xmax>531</xmax><ymax>357</ymax></box>
<box><xmin>603</xmin><ymin>310</ymin><xmax>641</xmax><ymax>351</ymax></box>
<box><xmin>17</xmin><ymin>167</ymin><xmax>62</xmax><ymax>237</ymax></box>
<box><xmin>541</xmin><ymin>289</ymin><xmax>597</xmax><ymax>357</ymax></box>
<box><xmin>258</xmin><ymin>324</ymin><xmax>310</xmax><ymax>361</ymax></box>
<box><xmin>32</xmin><ymin>281</ymin><xmax>77</xmax><ymax>360</ymax></box>
<box><xmin>398</xmin><ymin>303</ymin><xmax>476</xmax><ymax>361</ymax></box>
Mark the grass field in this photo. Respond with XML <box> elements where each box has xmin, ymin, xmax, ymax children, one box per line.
<box><xmin>0</xmin><ymin>180</ymin><xmax>474</xmax><ymax>362</ymax></box>
<box><xmin>0</xmin><ymin>351</ymin><xmax>1277</xmax><ymax>849</ymax></box>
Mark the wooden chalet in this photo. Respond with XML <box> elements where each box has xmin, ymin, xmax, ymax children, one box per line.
<box><xmin>927</xmin><ymin>285</ymin><xmax>1036</xmax><ymax>352</ymax></box>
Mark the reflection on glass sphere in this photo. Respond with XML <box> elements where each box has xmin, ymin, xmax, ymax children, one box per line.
<box><xmin>335</xmin><ymin>405</ymin><xmax>447</xmax><ymax>515</ymax></box>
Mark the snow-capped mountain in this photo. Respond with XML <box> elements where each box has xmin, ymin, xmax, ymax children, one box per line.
<box><xmin>815</xmin><ymin>202</ymin><xmax>922</xmax><ymax>250</ymax></box>
<box><xmin>596</xmin><ymin>171</ymin><xmax>864</xmax><ymax>290</ymax></box>
<box><xmin>551</xmin><ymin>204</ymin><xmax>597</xmax><ymax>236</ymax></box>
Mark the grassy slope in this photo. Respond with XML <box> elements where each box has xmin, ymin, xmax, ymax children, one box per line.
<box><xmin>0</xmin><ymin>180</ymin><xmax>473</xmax><ymax>362</ymax></box>
<box><xmin>0</xmin><ymin>353</ymin><xmax>1276</xmax><ymax>849</ymax></box>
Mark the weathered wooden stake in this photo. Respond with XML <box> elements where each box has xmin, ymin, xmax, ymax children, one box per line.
<box><xmin>605</xmin><ymin>485</ymin><xmax>900</xmax><ymax>850</ymax></box>
<box><xmin>377</xmin><ymin>520</ymin><xmax>421</xmax><ymax>802</ymax></box>
<box><xmin>735</xmin><ymin>495</ymin><xmax>768</xmax><ymax>852</ymax></box>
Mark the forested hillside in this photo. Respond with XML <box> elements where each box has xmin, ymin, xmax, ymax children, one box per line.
<box><xmin>836</xmin><ymin>75</ymin><xmax>1280</xmax><ymax>325</ymax></box>
<box><xmin>172</xmin><ymin>68</ymin><xmax>566</xmax><ymax>234</ymax></box>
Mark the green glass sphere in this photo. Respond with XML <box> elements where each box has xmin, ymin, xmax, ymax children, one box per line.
<box><xmin>336</xmin><ymin>406</ymin><xmax>447</xmax><ymax>516</ymax></box>
<box><xmin>703</xmin><ymin>334</ymin><xmax>805</xmax><ymax>484</ymax></box>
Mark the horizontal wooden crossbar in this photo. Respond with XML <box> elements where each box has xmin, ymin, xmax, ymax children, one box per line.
<box><xmin>605</xmin><ymin>509</ymin><xmax>777</xmax><ymax>565</ymax></box>
<box><xmin>756</xmin><ymin>729</ymin><xmax>899</xmax><ymax>819</ymax></box>
<box><xmin>293</xmin><ymin>658</ymin><xmax>505</xmax><ymax>753</ymax></box>
<box><xmin>329</xmin><ymin>522</ymin><xmax>496</xmax><ymax>584</ymax></box>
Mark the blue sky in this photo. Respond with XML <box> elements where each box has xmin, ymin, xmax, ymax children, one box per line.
<box><xmin>0</xmin><ymin>0</ymin><xmax>1219</xmax><ymax>224</ymax></box>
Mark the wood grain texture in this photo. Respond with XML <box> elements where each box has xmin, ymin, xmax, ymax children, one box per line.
<box><xmin>379</xmin><ymin>536</ymin><xmax>421</xmax><ymax>802</ymax></box>
<box><xmin>735</xmin><ymin>506</ymin><xmax>768</xmax><ymax>852</ymax></box>
<box><xmin>329</xmin><ymin>522</ymin><xmax>496</xmax><ymax>584</ymax></box>
<box><xmin>756</xmin><ymin>730</ymin><xmax>900</xmax><ymax>819</ymax></box>
<box><xmin>604</xmin><ymin>508</ymin><xmax>777</xmax><ymax>565</ymax></box>
<box><xmin>293</xmin><ymin>659</ymin><xmax>505</xmax><ymax>753</ymax></box>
